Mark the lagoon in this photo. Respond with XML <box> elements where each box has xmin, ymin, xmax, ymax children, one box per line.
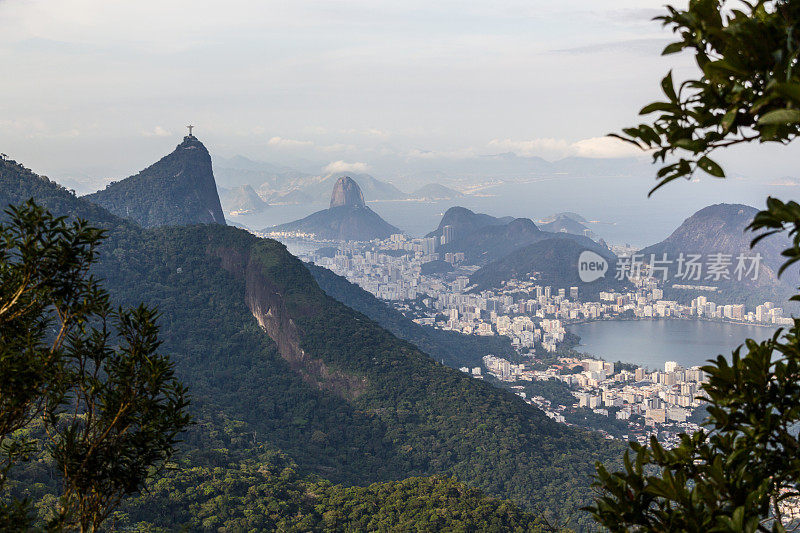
<box><xmin>569</xmin><ymin>319</ymin><xmax>774</xmax><ymax>370</ymax></box>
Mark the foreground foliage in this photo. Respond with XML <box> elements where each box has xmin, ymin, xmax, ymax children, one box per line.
<box><xmin>0</xmin><ymin>201</ymin><xmax>190</xmax><ymax>531</ymax></box>
<box><xmin>591</xmin><ymin>1</ymin><xmax>800</xmax><ymax>531</ymax></box>
<box><xmin>115</xmin><ymin>444</ymin><xmax>547</xmax><ymax>532</ymax></box>
<box><xmin>616</xmin><ymin>0</ymin><xmax>800</xmax><ymax>192</ymax></box>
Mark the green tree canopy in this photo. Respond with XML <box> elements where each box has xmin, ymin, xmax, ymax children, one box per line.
<box><xmin>0</xmin><ymin>200</ymin><xmax>191</xmax><ymax>532</ymax></box>
<box><xmin>615</xmin><ymin>0</ymin><xmax>800</xmax><ymax>193</ymax></box>
<box><xmin>590</xmin><ymin>1</ymin><xmax>800</xmax><ymax>531</ymax></box>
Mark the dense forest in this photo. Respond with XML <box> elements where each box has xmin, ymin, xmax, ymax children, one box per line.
<box><xmin>1</xmin><ymin>157</ymin><xmax>623</xmax><ymax>529</ymax></box>
<box><xmin>306</xmin><ymin>261</ymin><xmax>518</xmax><ymax>367</ymax></box>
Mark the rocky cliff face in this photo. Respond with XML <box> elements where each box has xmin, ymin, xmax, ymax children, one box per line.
<box><xmin>329</xmin><ymin>176</ymin><xmax>366</xmax><ymax>208</ymax></box>
<box><xmin>84</xmin><ymin>135</ymin><xmax>226</xmax><ymax>228</ymax></box>
<box><xmin>210</xmin><ymin>244</ymin><xmax>367</xmax><ymax>400</ymax></box>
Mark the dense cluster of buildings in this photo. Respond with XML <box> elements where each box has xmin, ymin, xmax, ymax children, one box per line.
<box><xmin>480</xmin><ymin>355</ymin><xmax>707</xmax><ymax>447</ymax></box>
<box><xmin>303</xmin><ymin>234</ymin><xmax>790</xmax><ymax>356</ymax></box>
<box><xmin>297</xmin><ymin>232</ymin><xmax>788</xmax><ymax>445</ymax></box>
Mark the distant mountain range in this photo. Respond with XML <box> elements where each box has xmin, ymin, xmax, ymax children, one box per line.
<box><xmin>539</xmin><ymin>212</ymin><xmax>596</xmax><ymax>239</ymax></box>
<box><xmin>267</xmin><ymin>176</ymin><xmax>400</xmax><ymax>240</ymax></box>
<box><xmin>212</xmin><ymin>152</ymin><xmax>651</xmax><ymax>209</ymax></box>
<box><xmin>218</xmin><ymin>184</ymin><xmax>268</xmax><ymax>215</ymax></box>
<box><xmin>267</xmin><ymin>172</ymin><xmax>408</xmax><ymax>205</ymax></box>
<box><xmin>428</xmin><ymin>206</ymin><xmax>607</xmax><ymax>267</ymax></box>
<box><xmin>84</xmin><ymin>135</ymin><xmax>226</xmax><ymax>227</ymax></box>
<box><xmin>409</xmin><ymin>183</ymin><xmax>464</xmax><ymax>200</ymax></box>
<box><xmin>213</xmin><ymin>155</ymin><xmax>311</xmax><ymax>190</ymax></box>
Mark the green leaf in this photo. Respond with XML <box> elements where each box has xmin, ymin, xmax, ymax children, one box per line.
<box><xmin>775</xmin><ymin>82</ymin><xmax>800</xmax><ymax>104</ymax></box>
<box><xmin>662</xmin><ymin>41</ymin><xmax>685</xmax><ymax>55</ymax></box>
<box><xmin>640</xmin><ymin>102</ymin><xmax>676</xmax><ymax>115</ymax></box>
<box><xmin>704</xmin><ymin>59</ymin><xmax>749</xmax><ymax>77</ymax></box>
<box><xmin>758</xmin><ymin>108</ymin><xmax>800</xmax><ymax>126</ymax></box>
<box><xmin>661</xmin><ymin>71</ymin><xmax>677</xmax><ymax>102</ymax></box>
<box><xmin>721</xmin><ymin>107</ymin><xmax>738</xmax><ymax>132</ymax></box>
<box><xmin>697</xmin><ymin>156</ymin><xmax>725</xmax><ymax>177</ymax></box>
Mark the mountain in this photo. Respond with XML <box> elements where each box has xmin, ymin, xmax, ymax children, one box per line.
<box><xmin>429</xmin><ymin>207</ymin><xmax>606</xmax><ymax>266</ymax></box>
<box><xmin>267</xmin><ymin>177</ymin><xmax>401</xmax><ymax>241</ymax></box>
<box><xmin>213</xmin><ymin>155</ymin><xmax>311</xmax><ymax>189</ymax></box>
<box><xmin>470</xmin><ymin>237</ymin><xmax>628</xmax><ymax>297</ymax></box>
<box><xmin>440</xmin><ymin>217</ymin><xmax>543</xmax><ymax>265</ymax></box>
<box><xmin>640</xmin><ymin>203</ymin><xmax>796</xmax><ymax>305</ymax></box>
<box><xmin>307</xmin><ymin>262</ymin><xmax>516</xmax><ymax>367</ymax></box>
<box><xmin>539</xmin><ymin>212</ymin><xmax>596</xmax><ymax>239</ymax></box>
<box><xmin>410</xmin><ymin>183</ymin><xmax>465</xmax><ymax>200</ymax></box>
<box><xmin>0</xmin><ymin>157</ymin><xmax>120</xmax><ymax>227</ymax></box>
<box><xmin>84</xmin><ymin>135</ymin><xmax>226</xmax><ymax>227</ymax></box>
<box><xmin>218</xmin><ymin>184</ymin><xmax>267</xmax><ymax>215</ymax></box>
<box><xmin>2</xmin><ymin>156</ymin><xmax>622</xmax><ymax>529</ymax></box>
<box><xmin>329</xmin><ymin>174</ymin><xmax>366</xmax><ymax>207</ymax></box>
<box><xmin>425</xmin><ymin>206</ymin><xmax>512</xmax><ymax>241</ymax></box>
<box><xmin>268</xmin><ymin>172</ymin><xmax>407</xmax><ymax>205</ymax></box>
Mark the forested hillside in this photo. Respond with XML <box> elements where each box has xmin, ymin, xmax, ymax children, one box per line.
<box><xmin>307</xmin><ymin>261</ymin><xmax>518</xmax><ymax>367</ymax></box>
<box><xmin>1</xmin><ymin>157</ymin><xmax>622</xmax><ymax>529</ymax></box>
<box><xmin>469</xmin><ymin>237</ymin><xmax>630</xmax><ymax>298</ymax></box>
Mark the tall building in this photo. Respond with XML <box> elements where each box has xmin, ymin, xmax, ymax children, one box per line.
<box><xmin>569</xmin><ymin>286</ymin><xmax>579</xmax><ymax>300</ymax></box>
<box><xmin>442</xmin><ymin>225</ymin><xmax>455</xmax><ymax>244</ymax></box>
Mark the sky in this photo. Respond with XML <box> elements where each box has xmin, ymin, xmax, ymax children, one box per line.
<box><xmin>1</xmin><ymin>0</ymin><xmax>799</xmax><ymax>188</ymax></box>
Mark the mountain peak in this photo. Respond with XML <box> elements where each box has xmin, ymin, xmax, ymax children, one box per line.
<box><xmin>330</xmin><ymin>176</ymin><xmax>366</xmax><ymax>208</ymax></box>
<box><xmin>506</xmin><ymin>217</ymin><xmax>540</xmax><ymax>234</ymax></box>
<box><xmin>83</xmin><ymin>136</ymin><xmax>226</xmax><ymax>228</ymax></box>
<box><xmin>179</xmin><ymin>133</ymin><xmax>202</xmax><ymax>147</ymax></box>
<box><xmin>269</xmin><ymin>176</ymin><xmax>399</xmax><ymax>240</ymax></box>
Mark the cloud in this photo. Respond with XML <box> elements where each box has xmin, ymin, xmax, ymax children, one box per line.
<box><xmin>488</xmin><ymin>136</ymin><xmax>643</xmax><ymax>159</ymax></box>
<box><xmin>570</xmin><ymin>136</ymin><xmax>643</xmax><ymax>158</ymax></box>
<box><xmin>143</xmin><ymin>126</ymin><xmax>171</xmax><ymax>137</ymax></box>
<box><xmin>341</xmin><ymin>128</ymin><xmax>390</xmax><ymax>138</ymax></box>
<box><xmin>324</xmin><ymin>160</ymin><xmax>369</xmax><ymax>174</ymax></box>
<box><xmin>267</xmin><ymin>136</ymin><xmax>314</xmax><ymax>149</ymax></box>
<box><xmin>488</xmin><ymin>138</ymin><xmax>570</xmax><ymax>157</ymax></box>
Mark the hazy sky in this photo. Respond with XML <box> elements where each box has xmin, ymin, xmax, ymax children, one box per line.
<box><xmin>1</xmin><ymin>0</ymin><xmax>798</xmax><ymax>186</ymax></box>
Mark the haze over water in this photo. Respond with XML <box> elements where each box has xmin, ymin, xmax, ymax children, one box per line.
<box><xmin>232</xmin><ymin>173</ymin><xmax>783</xmax><ymax>247</ymax></box>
